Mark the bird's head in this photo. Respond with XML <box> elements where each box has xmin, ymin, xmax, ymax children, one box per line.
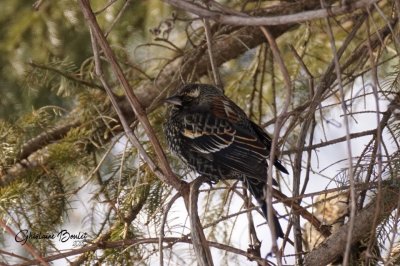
<box><xmin>164</xmin><ymin>84</ymin><xmax>223</xmax><ymax>110</ymax></box>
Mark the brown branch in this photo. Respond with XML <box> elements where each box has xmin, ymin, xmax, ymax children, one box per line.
<box><xmin>188</xmin><ymin>177</ymin><xmax>214</xmax><ymax>266</ymax></box>
<box><xmin>159</xmin><ymin>192</ymin><xmax>181</xmax><ymax>266</ymax></box>
<box><xmin>303</xmin><ymin>180</ymin><xmax>400</xmax><ymax>266</ymax></box>
<box><xmin>272</xmin><ymin>189</ymin><xmax>331</xmax><ymax>239</ymax></box>
<box><xmin>242</xmin><ymin>186</ymin><xmax>262</xmax><ymax>264</ymax></box>
<box><xmin>282</xmin><ymin>129</ymin><xmax>376</xmax><ymax>155</ymax></box>
<box><xmin>260</xmin><ymin>25</ymin><xmax>293</xmax><ymax>263</ymax></box>
<box><xmin>203</xmin><ymin>18</ymin><xmax>222</xmax><ymax>88</ymax></box>
<box><xmin>356</xmin><ymin>92</ymin><xmax>399</xmax><ymax>207</ymax></box>
<box><xmin>365</xmin><ymin>14</ymin><xmax>385</xmax><ymax>258</ymax></box>
<box><xmin>18</xmin><ymin>121</ymin><xmax>81</xmax><ymax>161</ymax></box>
<box><xmin>164</xmin><ymin>0</ymin><xmax>377</xmax><ymax>26</ymax></box>
<box><xmin>0</xmin><ymin>220</ymin><xmax>49</xmax><ymax>266</ymax></box>
<box><xmin>15</xmin><ymin>236</ymin><xmax>272</xmax><ymax>266</ymax></box>
<box><xmin>323</xmin><ymin>9</ymin><xmax>357</xmax><ymax>265</ymax></box>
<box><xmin>88</xmin><ymin>25</ymin><xmax>161</xmax><ymax>187</ymax></box>
<box><xmin>78</xmin><ymin>0</ymin><xmax>183</xmax><ymax>191</ymax></box>
<box><xmin>137</xmin><ymin>0</ymin><xmax>327</xmax><ymax>107</ymax></box>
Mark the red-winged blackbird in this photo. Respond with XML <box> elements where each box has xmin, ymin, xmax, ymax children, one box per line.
<box><xmin>164</xmin><ymin>83</ymin><xmax>288</xmax><ymax>239</ymax></box>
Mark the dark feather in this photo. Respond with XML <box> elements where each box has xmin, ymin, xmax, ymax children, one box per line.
<box><xmin>250</xmin><ymin>121</ymin><xmax>289</xmax><ymax>175</ymax></box>
<box><xmin>244</xmin><ymin>177</ymin><xmax>285</xmax><ymax>238</ymax></box>
<box><xmin>164</xmin><ymin>84</ymin><xmax>289</xmax><ymax>239</ymax></box>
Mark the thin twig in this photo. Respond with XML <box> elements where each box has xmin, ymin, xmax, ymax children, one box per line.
<box><xmin>88</xmin><ymin>27</ymin><xmax>160</xmax><ymax>187</ymax></box>
<box><xmin>259</xmin><ymin>26</ymin><xmax>292</xmax><ymax>266</ymax></box>
<box><xmin>105</xmin><ymin>0</ymin><xmax>132</xmax><ymax>37</ymax></box>
<box><xmin>16</xmin><ymin>236</ymin><xmax>272</xmax><ymax>266</ymax></box>
<box><xmin>188</xmin><ymin>177</ymin><xmax>214</xmax><ymax>266</ymax></box>
<box><xmin>365</xmin><ymin>14</ymin><xmax>384</xmax><ymax>260</ymax></box>
<box><xmin>0</xmin><ymin>220</ymin><xmax>49</xmax><ymax>266</ymax></box>
<box><xmin>203</xmin><ymin>18</ymin><xmax>222</xmax><ymax>88</ymax></box>
<box><xmin>322</xmin><ymin>6</ymin><xmax>357</xmax><ymax>265</ymax></box>
<box><xmin>29</xmin><ymin>61</ymin><xmax>104</xmax><ymax>90</ymax></box>
<box><xmin>0</xmin><ymin>249</ymin><xmax>30</xmax><ymax>262</ymax></box>
<box><xmin>284</xmin><ymin>129</ymin><xmax>378</xmax><ymax>155</ymax></box>
<box><xmin>78</xmin><ymin>0</ymin><xmax>183</xmax><ymax>191</ymax></box>
<box><xmin>159</xmin><ymin>192</ymin><xmax>181</xmax><ymax>266</ymax></box>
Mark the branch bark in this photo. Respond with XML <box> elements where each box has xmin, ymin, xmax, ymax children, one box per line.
<box><xmin>17</xmin><ymin>236</ymin><xmax>271</xmax><ymax>266</ymax></box>
<box><xmin>188</xmin><ymin>177</ymin><xmax>214</xmax><ymax>266</ymax></box>
<box><xmin>164</xmin><ymin>0</ymin><xmax>377</xmax><ymax>26</ymax></box>
<box><xmin>304</xmin><ymin>180</ymin><xmax>400</xmax><ymax>266</ymax></box>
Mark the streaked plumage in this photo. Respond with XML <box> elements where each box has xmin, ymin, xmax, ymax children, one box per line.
<box><xmin>163</xmin><ymin>84</ymin><xmax>288</xmax><ymax>239</ymax></box>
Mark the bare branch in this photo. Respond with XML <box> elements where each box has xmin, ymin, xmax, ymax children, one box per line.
<box><xmin>203</xmin><ymin>18</ymin><xmax>222</xmax><ymax>88</ymax></box>
<box><xmin>0</xmin><ymin>219</ymin><xmax>49</xmax><ymax>266</ymax></box>
<box><xmin>323</xmin><ymin>10</ymin><xmax>356</xmax><ymax>265</ymax></box>
<box><xmin>188</xmin><ymin>177</ymin><xmax>214</xmax><ymax>266</ymax></box>
<box><xmin>304</xmin><ymin>181</ymin><xmax>400</xmax><ymax>266</ymax></box>
<box><xmin>78</xmin><ymin>0</ymin><xmax>183</xmax><ymax>191</ymax></box>
<box><xmin>259</xmin><ymin>26</ymin><xmax>292</xmax><ymax>263</ymax></box>
<box><xmin>17</xmin><ymin>236</ymin><xmax>272</xmax><ymax>266</ymax></box>
<box><xmin>159</xmin><ymin>192</ymin><xmax>181</xmax><ymax>266</ymax></box>
<box><xmin>88</xmin><ymin>25</ymin><xmax>161</xmax><ymax>191</ymax></box>
<box><xmin>164</xmin><ymin>0</ymin><xmax>377</xmax><ymax>26</ymax></box>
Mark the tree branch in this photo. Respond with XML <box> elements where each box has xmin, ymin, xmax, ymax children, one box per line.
<box><xmin>188</xmin><ymin>177</ymin><xmax>214</xmax><ymax>266</ymax></box>
<box><xmin>164</xmin><ymin>0</ymin><xmax>377</xmax><ymax>26</ymax></box>
<box><xmin>16</xmin><ymin>236</ymin><xmax>271</xmax><ymax>266</ymax></box>
<box><xmin>304</xmin><ymin>180</ymin><xmax>400</xmax><ymax>266</ymax></box>
<box><xmin>78</xmin><ymin>0</ymin><xmax>183</xmax><ymax>191</ymax></box>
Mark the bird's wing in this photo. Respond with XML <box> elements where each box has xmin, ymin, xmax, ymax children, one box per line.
<box><xmin>181</xmin><ymin>112</ymin><xmax>235</xmax><ymax>154</ymax></box>
<box><xmin>250</xmin><ymin>121</ymin><xmax>289</xmax><ymax>174</ymax></box>
<box><xmin>249</xmin><ymin>121</ymin><xmax>272</xmax><ymax>151</ymax></box>
<box><xmin>180</xmin><ymin>98</ymin><xmax>269</xmax><ymax>178</ymax></box>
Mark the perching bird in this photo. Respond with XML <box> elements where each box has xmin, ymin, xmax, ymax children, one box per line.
<box><xmin>163</xmin><ymin>83</ymin><xmax>288</xmax><ymax>239</ymax></box>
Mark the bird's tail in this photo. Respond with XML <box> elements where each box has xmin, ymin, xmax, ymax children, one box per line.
<box><xmin>244</xmin><ymin>177</ymin><xmax>284</xmax><ymax>239</ymax></box>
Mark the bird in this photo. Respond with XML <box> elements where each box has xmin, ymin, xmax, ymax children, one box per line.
<box><xmin>163</xmin><ymin>83</ymin><xmax>288</xmax><ymax>239</ymax></box>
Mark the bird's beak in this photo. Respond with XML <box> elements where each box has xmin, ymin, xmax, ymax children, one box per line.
<box><xmin>164</xmin><ymin>95</ymin><xmax>182</xmax><ymax>106</ymax></box>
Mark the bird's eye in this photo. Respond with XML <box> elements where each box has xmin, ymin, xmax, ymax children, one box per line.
<box><xmin>182</xmin><ymin>95</ymin><xmax>194</xmax><ymax>102</ymax></box>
